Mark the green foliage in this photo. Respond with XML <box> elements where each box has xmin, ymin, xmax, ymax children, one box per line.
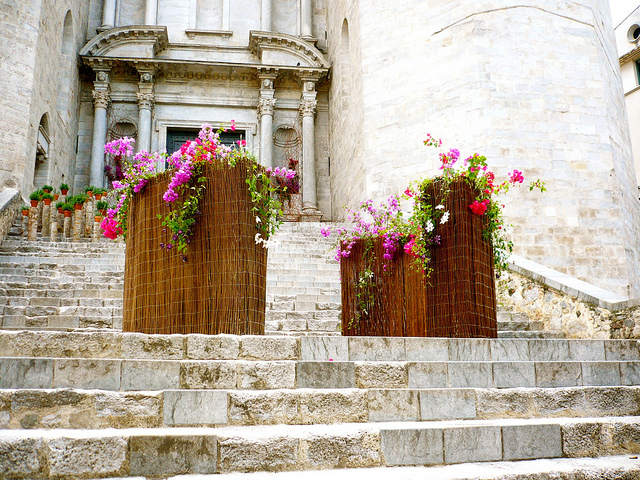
<box><xmin>59</xmin><ymin>183</ymin><xmax>69</xmax><ymax>191</ymax></box>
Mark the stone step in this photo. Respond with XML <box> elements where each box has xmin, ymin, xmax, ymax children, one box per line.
<box><xmin>2</xmin><ymin>356</ymin><xmax>639</xmax><ymax>391</ymax></box>
<box><xmin>2</xmin><ymin>385</ymin><xmax>639</xmax><ymax>430</ymax></box>
<box><xmin>1</xmin><ymin>332</ymin><xmax>636</xmax><ymax>362</ymax></box>
<box><xmin>2</xmin><ymin>417</ymin><xmax>640</xmax><ymax>478</ymax></box>
<box><xmin>100</xmin><ymin>456</ymin><xmax>640</xmax><ymax>480</ymax></box>
<box><xmin>498</xmin><ymin>331</ymin><xmax>566</xmax><ymax>339</ymax></box>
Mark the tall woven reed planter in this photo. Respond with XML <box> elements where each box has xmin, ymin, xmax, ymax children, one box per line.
<box><xmin>341</xmin><ymin>178</ymin><xmax>497</xmax><ymax>338</ymax></box>
<box><xmin>123</xmin><ymin>160</ymin><xmax>267</xmax><ymax>335</ymax></box>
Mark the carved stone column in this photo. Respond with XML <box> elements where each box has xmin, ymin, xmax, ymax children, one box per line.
<box><xmin>102</xmin><ymin>0</ymin><xmax>117</xmax><ymax>28</ymax></box>
<box><xmin>300</xmin><ymin>98</ymin><xmax>318</xmax><ymax>210</ymax></box>
<box><xmin>145</xmin><ymin>0</ymin><xmax>158</xmax><ymax>25</ymax></box>
<box><xmin>90</xmin><ymin>71</ymin><xmax>110</xmax><ymax>189</ymax></box>
<box><xmin>137</xmin><ymin>71</ymin><xmax>155</xmax><ymax>153</ymax></box>
<box><xmin>261</xmin><ymin>0</ymin><xmax>272</xmax><ymax>31</ymax></box>
<box><xmin>301</xmin><ymin>0</ymin><xmax>313</xmax><ymax>39</ymax></box>
<box><xmin>258</xmin><ymin>73</ymin><xmax>277</xmax><ymax>168</ymax></box>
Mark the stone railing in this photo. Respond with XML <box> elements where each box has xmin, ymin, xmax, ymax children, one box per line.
<box><xmin>499</xmin><ymin>254</ymin><xmax>640</xmax><ymax>339</ymax></box>
<box><xmin>21</xmin><ymin>195</ymin><xmax>107</xmax><ymax>242</ymax></box>
<box><xmin>0</xmin><ymin>188</ymin><xmax>21</xmax><ymax>246</ymax></box>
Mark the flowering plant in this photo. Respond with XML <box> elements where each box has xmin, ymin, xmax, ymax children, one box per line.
<box><xmin>266</xmin><ymin>166</ymin><xmax>300</xmax><ymax>194</ymax></box>
<box><xmin>101</xmin><ymin>122</ymin><xmax>282</xmax><ymax>259</ymax></box>
<box><xmin>323</xmin><ymin>135</ymin><xmax>545</xmax><ymax>277</ymax></box>
<box><xmin>104</xmin><ymin>136</ymin><xmax>134</xmax><ymax>183</ymax></box>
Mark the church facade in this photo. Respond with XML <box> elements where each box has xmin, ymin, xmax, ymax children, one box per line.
<box><xmin>2</xmin><ymin>0</ymin><xmax>640</xmax><ymax>299</ymax></box>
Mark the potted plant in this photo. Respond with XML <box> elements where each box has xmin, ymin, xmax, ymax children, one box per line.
<box><xmin>71</xmin><ymin>194</ymin><xmax>87</xmax><ymax>210</ymax></box>
<box><xmin>61</xmin><ymin>203</ymin><xmax>73</xmax><ymax>217</ymax></box>
<box><xmin>95</xmin><ymin>200</ymin><xmax>109</xmax><ymax>217</ymax></box>
<box><xmin>266</xmin><ymin>163</ymin><xmax>301</xmax><ymax>221</ymax></box>
<box><xmin>29</xmin><ymin>190</ymin><xmax>42</xmax><ymax>207</ymax></box>
<box><xmin>21</xmin><ymin>205</ymin><xmax>29</xmax><ymax>216</ymax></box>
<box><xmin>42</xmin><ymin>192</ymin><xmax>54</xmax><ymax>206</ymax></box>
<box><xmin>59</xmin><ymin>183</ymin><xmax>69</xmax><ymax>195</ymax></box>
<box><xmin>55</xmin><ymin>201</ymin><xmax>64</xmax><ymax>214</ymax></box>
<box><xmin>42</xmin><ymin>185</ymin><xmax>53</xmax><ymax>194</ymax></box>
<box><xmin>94</xmin><ymin>188</ymin><xmax>104</xmax><ymax>200</ymax></box>
<box><xmin>84</xmin><ymin>186</ymin><xmax>95</xmax><ymax>198</ymax></box>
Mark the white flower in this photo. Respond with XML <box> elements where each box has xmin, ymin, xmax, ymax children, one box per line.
<box><xmin>255</xmin><ymin>233</ymin><xmax>263</xmax><ymax>244</ymax></box>
<box><xmin>426</xmin><ymin>220</ymin><xmax>434</xmax><ymax>233</ymax></box>
<box><xmin>256</xmin><ymin>216</ymin><xmax>262</xmax><ymax>224</ymax></box>
<box><xmin>440</xmin><ymin>211</ymin><xmax>450</xmax><ymax>224</ymax></box>
<box><xmin>435</xmin><ymin>204</ymin><xmax>445</xmax><ymax>210</ymax></box>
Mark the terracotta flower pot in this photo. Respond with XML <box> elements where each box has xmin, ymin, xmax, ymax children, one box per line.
<box><xmin>100</xmin><ymin>209</ymin><xmax>107</xmax><ymax>217</ymax></box>
<box><xmin>43</xmin><ymin>198</ymin><xmax>52</xmax><ymax>206</ymax></box>
<box><xmin>42</xmin><ymin>188</ymin><xmax>51</xmax><ymax>194</ymax></box>
<box><xmin>63</xmin><ymin>210</ymin><xmax>72</xmax><ymax>217</ymax></box>
<box><xmin>30</xmin><ymin>200</ymin><xmax>38</xmax><ymax>207</ymax></box>
<box><xmin>57</xmin><ymin>208</ymin><xmax>63</xmax><ymax>214</ymax></box>
<box><xmin>86</xmin><ymin>191</ymin><xmax>93</xmax><ymax>198</ymax></box>
<box><xmin>61</xmin><ymin>189</ymin><xmax>68</xmax><ymax>195</ymax></box>
<box><xmin>53</xmin><ymin>194</ymin><xmax>59</xmax><ymax>201</ymax></box>
<box><xmin>95</xmin><ymin>194</ymin><xmax>102</xmax><ymax>200</ymax></box>
<box><xmin>21</xmin><ymin>209</ymin><xmax>29</xmax><ymax>216</ymax></box>
<box><xmin>74</xmin><ymin>203</ymin><xmax>83</xmax><ymax>210</ymax></box>
<box><xmin>95</xmin><ymin>216</ymin><xmax>103</xmax><ymax>223</ymax></box>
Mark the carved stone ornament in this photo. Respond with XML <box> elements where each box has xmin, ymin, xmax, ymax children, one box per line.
<box><xmin>258</xmin><ymin>98</ymin><xmax>277</xmax><ymax>116</ymax></box>
<box><xmin>96</xmin><ymin>71</ymin><xmax>109</xmax><ymax>82</ymax></box>
<box><xmin>92</xmin><ymin>90</ymin><xmax>111</xmax><ymax>109</ymax></box>
<box><xmin>299</xmin><ymin>99</ymin><xmax>317</xmax><ymax>117</ymax></box>
<box><xmin>137</xmin><ymin>92</ymin><xmax>155</xmax><ymax>109</ymax></box>
<box><xmin>304</xmin><ymin>81</ymin><xmax>315</xmax><ymax>92</ymax></box>
<box><xmin>140</xmin><ymin>72</ymin><xmax>153</xmax><ymax>83</ymax></box>
<box><xmin>262</xmin><ymin>79</ymin><xmax>273</xmax><ymax>89</ymax></box>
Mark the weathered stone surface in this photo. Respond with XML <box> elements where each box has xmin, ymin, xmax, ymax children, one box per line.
<box><xmin>529</xmin><ymin>340</ymin><xmax>570</xmax><ymax>361</ymax></box>
<box><xmin>94</xmin><ymin>392</ymin><xmax>162</xmax><ymax>427</ymax></box>
<box><xmin>122</xmin><ymin>360</ymin><xmax>180</xmax><ymax>390</ymax></box>
<box><xmin>0</xmin><ymin>436</ymin><xmax>44</xmax><ymax>477</ymax></box>
<box><xmin>502</xmin><ymin>423</ymin><xmax>562</xmax><ymax>460</ymax></box>
<box><xmin>368</xmin><ymin>389</ymin><xmax>419</xmax><ymax>422</ymax></box>
<box><xmin>299</xmin><ymin>390</ymin><xmax>367</xmax><ymax>425</ymax></box>
<box><xmin>0</xmin><ymin>358</ymin><xmax>53</xmax><ymax>388</ymax></box>
<box><xmin>533</xmin><ymin>388</ymin><xmax>587</xmax><ymax>418</ymax></box>
<box><xmin>380</xmin><ymin>428</ymin><xmax>443</xmax><ymax>466</ymax></box>
<box><xmin>180</xmin><ymin>361</ymin><xmax>237</xmax><ymax>389</ymax></box>
<box><xmin>48</xmin><ymin>435</ymin><xmax>128</xmax><ymax>477</ymax></box>
<box><xmin>237</xmin><ymin>361</ymin><xmax>296</xmax><ymax>390</ymax></box>
<box><xmin>490</xmin><ymin>339</ymin><xmax>530</xmax><ymax>361</ymax></box>
<box><xmin>583</xmin><ymin>387</ymin><xmax>640</xmax><ymax>417</ymax></box>
<box><xmin>349</xmin><ymin>337</ymin><xmax>405</xmax><ymax>361</ymax></box>
<box><xmin>444</xmin><ymin>425</ymin><xmax>502</xmax><ymax>463</ymax></box>
<box><xmin>164</xmin><ymin>390</ymin><xmax>228</xmax><ymax>425</ymax></box>
<box><xmin>493</xmin><ymin>362</ymin><xmax>536</xmax><ymax>388</ymax></box>
<box><xmin>229</xmin><ymin>391</ymin><xmax>299</xmax><ymax>426</ymax></box>
<box><xmin>297</xmin><ymin>361</ymin><xmax>355</xmax><ymax>388</ymax></box>
<box><xmin>449</xmin><ymin>339</ymin><xmax>490</xmax><ymax>361</ymax></box>
<box><xmin>448</xmin><ymin>362</ymin><xmax>492</xmax><ymax>388</ymax></box>
<box><xmin>562</xmin><ymin>422</ymin><xmax>606</xmax><ymax>457</ymax></box>
<box><xmin>405</xmin><ymin>338</ymin><xmax>449</xmax><ymax>361</ymax></box>
<box><xmin>621</xmin><ymin>362</ymin><xmax>640</xmax><ymax>385</ymax></box>
<box><xmin>407</xmin><ymin>362</ymin><xmax>448</xmax><ymax>388</ymax></box>
<box><xmin>476</xmin><ymin>388</ymin><xmax>535</xmax><ymax>419</ymax></box>
<box><xmin>3</xmin><ymin>331</ymin><xmax>121</xmax><ymax>358</ymax></box>
<box><xmin>356</xmin><ymin>362</ymin><xmax>407</xmax><ymax>388</ymax></box>
<box><xmin>605</xmin><ymin>340</ymin><xmax>640</xmax><ymax>361</ymax></box>
<box><xmin>535</xmin><ymin>362</ymin><xmax>582</xmax><ymax>388</ymax></box>
<box><xmin>420</xmin><ymin>389</ymin><xmax>476</xmax><ymax>420</ymax></box>
<box><xmin>303</xmin><ymin>430</ymin><xmax>381</xmax><ymax>469</ymax></box>
<box><xmin>241</xmin><ymin>336</ymin><xmax>299</xmax><ymax>360</ymax></box>
<box><xmin>218</xmin><ymin>434</ymin><xmax>298</xmax><ymax>472</ymax></box>
<box><xmin>581</xmin><ymin>362</ymin><xmax>621</xmax><ymax>386</ymax></box>
<box><xmin>53</xmin><ymin>359</ymin><xmax>121</xmax><ymax>390</ymax></box>
<box><xmin>122</xmin><ymin>333</ymin><xmax>185</xmax><ymax>360</ymax></box>
<box><xmin>129</xmin><ymin>434</ymin><xmax>217</xmax><ymax>476</ymax></box>
<box><xmin>186</xmin><ymin>334</ymin><xmax>240</xmax><ymax>360</ymax></box>
<box><xmin>568</xmin><ymin>340</ymin><xmax>606</xmax><ymax>361</ymax></box>
<box><xmin>300</xmin><ymin>336</ymin><xmax>348</xmax><ymax>361</ymax></box>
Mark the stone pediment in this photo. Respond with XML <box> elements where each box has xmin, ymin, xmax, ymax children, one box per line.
<box><xmin>249</xmin><ymin>31</ymin><xmax>330</xmax><ymax>69</ymax></box>
<box><xmin>80</xmin><ymin>26</ymin><xmax>169</xmax><ymax>59</ymax></box>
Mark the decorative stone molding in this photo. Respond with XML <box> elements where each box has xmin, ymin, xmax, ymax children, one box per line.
<box><xmin>137</xmin><ymin>93</ymin><xmax>155</xmax><ymax>109</ymax></box>
<box><xmin>258</xmin><ymin>98</ymin><xmax>277</xmax><ymax>116</ymax></box>
<box><xmin>299</xmin><ymin>100</ymin><xmax>317</xmax><ymax>117</ymax></box>
<box><xmin>249</xmin><ymin>31</ymin><xmax>330</xmax><ymax>69</ymax></box>
<box><xmin>92</xmin><ymin>91</ymin><xmax>111</xmax><ymax>109</ymax></box>
<box><xmin>80</xmin><ymin>26</ymin><xmax>169</xmax><ymax>58</ymax></box>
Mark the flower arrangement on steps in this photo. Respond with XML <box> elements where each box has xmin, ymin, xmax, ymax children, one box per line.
<box><xmin>267</xmin><ymin>159</ymin><xmax>301</xmax><ymax>221</ymax></box>
<box><xmin>101</xmin><ymin>122</ymin><xmax>282</xmax><ymax>335</ymax></box>
<box><xmin>323</xmin><ymin>135</ymin><xmax>546</xmax><ymax>338</ymax></box>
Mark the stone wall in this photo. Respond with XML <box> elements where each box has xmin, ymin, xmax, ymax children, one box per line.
<box><xmin>326</xmin><ymin>0</ymin><xmax>640</xmax><ymax>298</ymax></box>
<box><xmin>0</xmin><ymin>190</ymin><xmax>21</xmax><ymax>247</ymax></box>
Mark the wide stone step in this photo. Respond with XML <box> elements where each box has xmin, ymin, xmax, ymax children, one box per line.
<box><xmin>2</xmin><ymin>417</ymin><xmax>640</xmax><ymax>478</ymax></box>
<box><xmin>2</xmin><ymin>385</ymin><xmax>639</xmax><ymax>430</ymax></box>
<box><xmin>102</xmin><ymin>456</ymin><xmax>640</xmax><ymax>480</ymax></box>
<box><xmin>1</xmin><ymin>332</ymin><xmax>636</xmax><ymax>362</ymax></box>
<box><xmin>498</xmin><ymin>331</ymin><xmax>566</xmax><ymax>339</ymax></box>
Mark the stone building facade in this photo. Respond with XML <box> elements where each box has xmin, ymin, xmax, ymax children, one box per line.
<box><xmin>1</xmin><ymin>0</ymin><xmax>640</xmax><ymax>299</ymax></box>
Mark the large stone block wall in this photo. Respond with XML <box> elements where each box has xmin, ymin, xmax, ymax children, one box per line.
<box><xmin>326</xmin><ymin>0</ymin><xmax>640</xmax><ymax>298</ymax></box>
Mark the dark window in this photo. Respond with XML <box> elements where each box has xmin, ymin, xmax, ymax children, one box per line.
<box><xmin>166</xmin><ymin>128</ymin><xmax>245</xmax><ymax>155</ymax></box>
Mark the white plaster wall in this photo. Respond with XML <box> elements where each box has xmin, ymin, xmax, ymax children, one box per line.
<box><xmin>327</xmin><ymin>0</ymin><xmax>640</xmax><ymax>298</ymax></box>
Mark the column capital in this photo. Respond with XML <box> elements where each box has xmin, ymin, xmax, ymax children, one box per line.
<box><xmin>258</xmin><ymin>98</ymin><xmax>277</xmax><ymax>117</ymax></box>
<box><xmin>299</xmin><ymin>99</ymin><xmax>317</xmax><ymax>117</ymax></box>
<box><xmin>92</xmin><ymin>90</ymin><xmax>111</xmax><ymax>109</ymax></box>
<box><xmin>137</xmin><ymin>92</ymin><xmax>155</xmax><ymax>109</ymax></box>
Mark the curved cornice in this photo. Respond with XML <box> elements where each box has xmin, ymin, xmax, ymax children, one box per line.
<box><xmin>249</xmin><ymin>31</ymin><xmax>330</xmax><ymax>69</ymax></box>
<box><xmin>80</xmin><ymin>26</ymin><xmax>169</xmax><ymax>58</ymax></box>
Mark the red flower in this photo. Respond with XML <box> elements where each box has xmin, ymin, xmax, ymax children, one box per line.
<box><xmin>469</xmin><ymin>200</ymin><xmax>488</xmax><ymax>215</ymax></box>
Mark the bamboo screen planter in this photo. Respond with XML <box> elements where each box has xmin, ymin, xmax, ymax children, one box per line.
<box><xmin>341</xmin><ymin>179</ymin><xmax>497</xmax><ymax>338</ymax></box>
<box><xmin>123</xmin><ymin>160</ymin><xmax>267</xmax><ymax>335</ymax></box>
